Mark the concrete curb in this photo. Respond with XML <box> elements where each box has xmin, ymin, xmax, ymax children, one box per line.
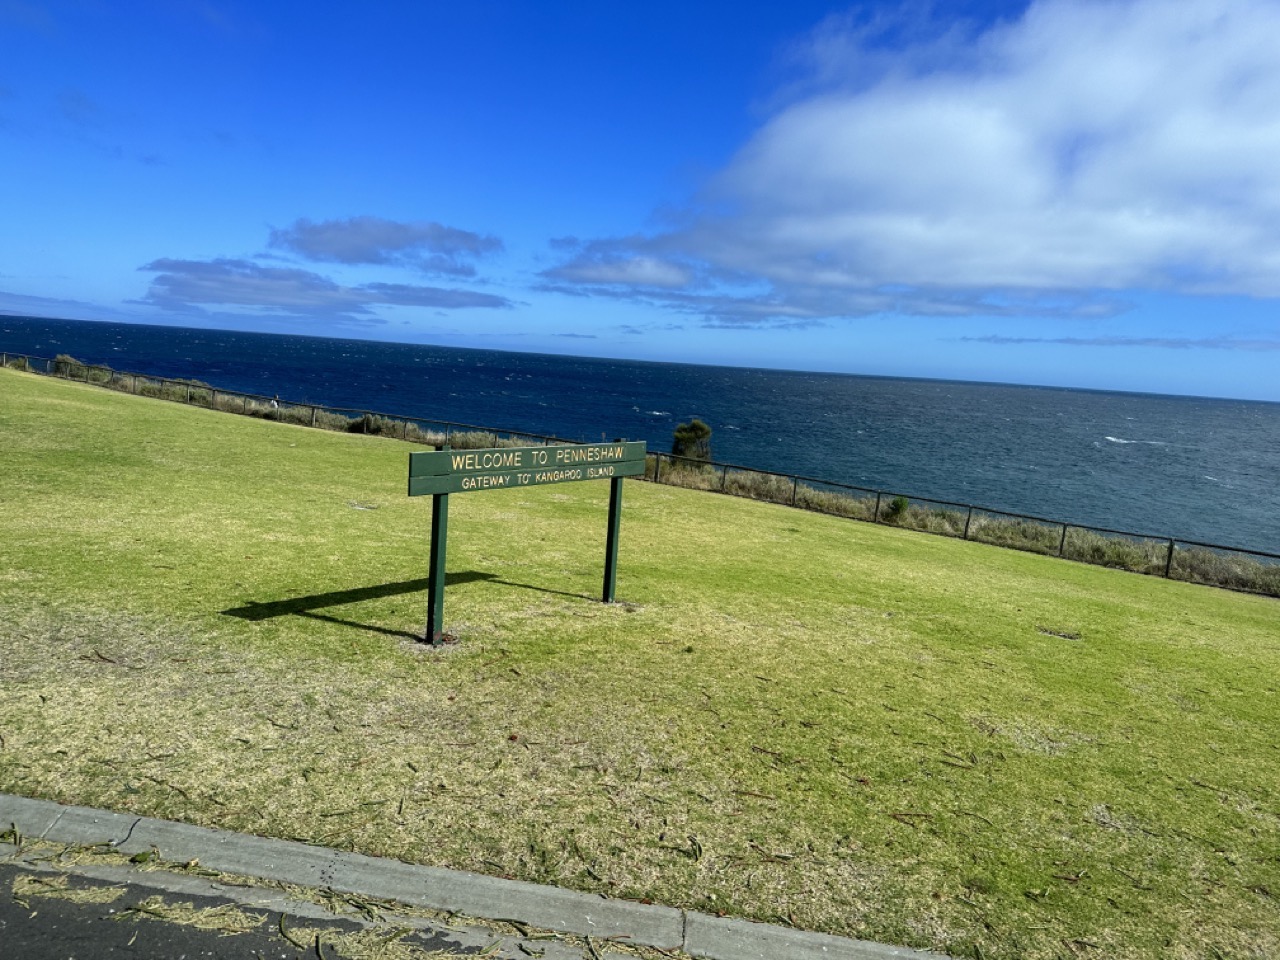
<box><xmin>1</xmin><ymin>793</ymin><xmax>951</xmax><ymax>960</ymax></box>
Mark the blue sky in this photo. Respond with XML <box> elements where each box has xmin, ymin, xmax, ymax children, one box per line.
<box><xmin>3</xmin><ymin>0</ymin><xmax>1280</xmax><ymax>400</ymax></box>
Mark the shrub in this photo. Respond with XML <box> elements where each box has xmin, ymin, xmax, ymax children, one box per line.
<box><xmin>277</xmin><ymin>404</ymin><xmax>316</xmax><ymax>427</ymax></box>
<box><xmin>1172</xmin><ymin>546</ymin><xmax>1280</xmax><ymax>597</ymax></box>
<box><xmin>725</xmin><ymin>469</ymin><xmax>794</xmax><ymax>505</ymax></box>
<box><xmin>969</xmin><ymin>515</ymin><xmax>1061</xmax><ymax>556</ymax></box>
<box><xmin>795</xmin><ymin>485</ymin><xmax>876</xmax><ymax>520</ymax></box>
<box><xmin>658</xmin><ymin>460</ymin><xmax>722</xmax><ymax>492</ymax></box>
<box><xmin>349</xmin><ymin>413</ymin><xmax>395</xmax><ymax>436</ymax></box>
<box><xmin>405</xmin><ymin>423</ymin><xmax>446</xmax><ymax>445</ymax></box>
<box><xmin>311</xmin><ymin>410</ymin><xmax>355</xmax><ymax>431</ymax></box>
<box><xmin>53</xmin><ymin>354</ymin><xmax>89</xmax><ymax>379</ymax></box>
<box><xmin>672</xmin><ymin>419</ymin><xmax>712</xmax><ymax>461</ymax></box>
<box><xmin>882</xmin><ymin>495</ymin><xmax>911</xmax><ymax>521</ymax></box>
<box><xmin>1062</xmin><ymin>529</ymin><xmax>1168</xmax><ymax>576</ymax></box>
<box><xmin>447</xmin><ymin>430</ymin><xmax>500</xmax><ymax>449</ymax></box>
<box><xmin>897</xmin><ymin>506</ymin><xmax>966</xmax><ymax>537</ymax></box>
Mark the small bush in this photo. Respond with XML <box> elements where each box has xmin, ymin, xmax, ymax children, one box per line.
<box><xmin>314</xmin><ymin>410</ymin><xmax>357</xmax><ymax>432</ymax></box>
<box><xmin>102</xmin><ymin>372</ymin><xmax>131</xmax><ymax>393</ymax></box>
<box><xmin>969</xmin><ymin>514</ymin><xmax>1062</xmax><ymax>556</ymax></box>
<box><xmin>242</xmin><ymin>398</ymin><xmax>280</xmax><ymax>420</ymax></box>
<box><xmin>53</xmin><ymin>354</ymin><xmax>90</xmax><ymax>379</ymax></box>
<box><xmin>405</xmin><ymin>423</ymin><xmax>447</xmax><ymax>445</ymax></box>
<box><xmin>897</xmin><ymin>505</ymin><xmax>967</xmax><ymax>537</ymax></box>
<box><xmin>726</xmin><ymin>469</ymin><xmax>795</xmax><ymax>505</ymax></box>
<box><xmin>349</xmin><ymin>413</ymin><xmax>395</xmax><ymax>436</ymax></box>
<box><xmin>5</xmin><ymin>356</ymin><xmax>30</xmax><ymax>371</ymax></box>
<box><xmin>881</xmin><ymin>495</ymin><xmax>911</xmax><ymax>521</ymax></box>
<box><xmin>658</xmin><ymin>460</ymin><xmax>723</xmax><ymax>492</ymax></box>
<box><xmin>447</xmin><ymin>430</ymin><xmax>501</xmax><ymax>450</ymax></box>
<box><xmin>276</xmin><ymin>404</ymin><xmax>315</xmax><ymax>426</ymax></box>
<box><xmin>137</xmin><ymin>378</ymin><xmax>169</xmax><ymax>399</ymax></box>
<box><xmin>1172</xmin><ymin>546</ymin><xmax>1280</xmax><ymax>597</ymax></box>
<box><xmin>672</xmin><ymin>419</ymin><xmax>712</xmax><ymax>461</ymax></box>
<box><xmin>795</xmin><ymin>485</ymin><xmax>876</xmax><ymax>520</ymax></box>
<box><xmin>1063</xmin><ymin>529</ymin><xmax>1168</xmax><ymax>575</ymax></box>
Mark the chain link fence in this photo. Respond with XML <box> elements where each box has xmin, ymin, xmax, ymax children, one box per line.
<box><xmin>646</xmin><ymin>453</ymin><xmax>1280</xmax><ymax>600</ymax></box>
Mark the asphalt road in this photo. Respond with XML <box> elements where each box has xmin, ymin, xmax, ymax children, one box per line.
<box><xmin>0</xmin><ymin>862</ymin><xmax>486</xmax><ymax>960</ymax></box>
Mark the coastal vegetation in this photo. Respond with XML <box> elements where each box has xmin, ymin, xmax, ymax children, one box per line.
<box><xmin>12</xmin><ymin>353</ymin><xmax>1280</xmax><ymax>598</ymax></box>
<box><xmin>670</xmin><ymin>417</ymin><xmax>712</xmax><ymax>461</ymax></box>
<box><xmin>1</xmin><ymin>366</ymin><xmax>1278</xmax><ymax>960</ymax></box>
<box><xmin>16</xmin><ymin>353</ymin><xmax>1280</xmax><ymax>599</ymax></box>
<box><xmin>651</xmin><ymin>456</ymin><xmax>1280</xmax><ymax>598</ymax></box>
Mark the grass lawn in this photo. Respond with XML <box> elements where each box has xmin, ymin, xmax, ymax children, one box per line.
<box><xmin>1</xmin><ymin>366</ymin><xmax>1278</xmax><ymax>960</ymax></box>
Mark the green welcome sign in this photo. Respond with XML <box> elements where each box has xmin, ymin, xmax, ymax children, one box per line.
<box><xmin>408</xmin><ymin>440</ymin><xmax>648</xmax><ymax>644</ymax></box>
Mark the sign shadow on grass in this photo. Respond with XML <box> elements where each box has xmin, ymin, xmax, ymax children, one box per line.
<box><xmin>486</xmin><ymin>577</ymin><xmax>598</xmax><ymax>602</ymax></box>
<box><xmin>221</xmin><ymin>573</ymin><xmax>498</xmax><ymax>640</ymax></box>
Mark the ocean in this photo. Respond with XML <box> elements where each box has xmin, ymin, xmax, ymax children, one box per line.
<box><xmin>3</xmin><ymin>314</ymin><xmax>1278</xmax><ymax>556</ymax></box>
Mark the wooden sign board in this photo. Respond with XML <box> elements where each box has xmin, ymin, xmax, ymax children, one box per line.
<box><xmin>408</xmin><ymin>440</ymin><xmax>647</xmax><ymax>645</ymax></box>
<box><xmin>408</xmin><ymin>441</ymin><xmax>647</xmax><ymax>496</ymax></box>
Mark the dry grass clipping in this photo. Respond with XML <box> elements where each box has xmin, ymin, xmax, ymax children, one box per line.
<box><xmin>12</xmin><ymin>872</ymin><xmax>125</xmax><ymax>906</ymax></box>
<box><xmin>115</xmin><ymin>894</ymin><xmax>267</xmax><ymax>933</ymax></box>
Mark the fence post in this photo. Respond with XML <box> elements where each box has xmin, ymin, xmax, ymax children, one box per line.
<box><xmin>1164</xmin><ymin>539</ymin><xmax>1176</xmax><ymax>578</ymax></box>
<box><xmin>720</xmin><ymin>464</ymin><xmax>729</xmax><ymax>492</ymax></box>
<box><xmin>1058</xmin><ymin>524</ymin><xmax>1068</xmax><ymax>557</ymax></box>
<box><xmin>311</xmin><ymin>405</ymin><xmax>318</xmax><ymax>428</ymax></box>
<box><xmin>211</xmin><ymin>388</ymin><xmax>217</xmax><ymax>407</ymax></box>
<box><xmin>963</xmin><ymin>506</ymin><xmax>973</xmax><ymax>539</ymax></box>
<box><xmin>132</xmin><ymin>374</ymin><xmax>138</xmax><ymax>394</ymax></box>
<box><xmin>791</xmin><ymin>476</ymin><xmax>799</xmax><ymax>506</ymax></box>
<box><xmin>874</xmin><ymin>491</ymin><xmax>882</xmax><ymax>522</ymax></box>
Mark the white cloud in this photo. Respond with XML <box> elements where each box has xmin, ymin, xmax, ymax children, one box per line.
<box><xmin>548</xmin><ymin>0</ymin><xmax>1280</xmax><ymax>322</ymax></box>
<box><xmin>137</xmin><ymin>258</ymin><xmax>512</xmax><ymax>320</ymax></box>
<box><xmin>269</xmin><ymin>216</ymin><xmax>502</xmax><ymax>277</ymax></box>
<box><xmin>964</xmin><ymin>334</ymin><xmax>1280</xmax><ymax>350</ymax></box>
<box><xmin>544</xmin><ymin>244</ymin><xmax>694</xmax><ymax>288</ymax></box>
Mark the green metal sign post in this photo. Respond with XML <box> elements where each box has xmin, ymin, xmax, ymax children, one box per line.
<box><xmin>409</xmin><ymin>440</ymin><xmax>647</xmax><ymax>645</ymax></box>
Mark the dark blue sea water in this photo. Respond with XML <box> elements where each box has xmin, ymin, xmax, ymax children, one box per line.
<box><xmin>4</xmin><ymin>315</ymin><xmax>1279</xmax><ymax>555</ymax></box>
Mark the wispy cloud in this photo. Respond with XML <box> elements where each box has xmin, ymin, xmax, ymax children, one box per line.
<box><xmin>963</xmin><ymin>334</ymin><xmax>1280</xmax><ymax>351</ymax></box>
<box><xmin>269</xmin><ymin>216</ymin><xmax>502</xmax><ymax>277</ymax></box>
<box><xmin>136</xmin><ymin>258</ymin><xmax>511</xmax><ymax>321</ymax></box>
<box><xmin>545</xmin><ymin>0</ymin><xmax>1280</xmax><ymax>324</ymax></box>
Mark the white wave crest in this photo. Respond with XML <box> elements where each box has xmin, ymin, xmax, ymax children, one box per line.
<box><xmin>1105</xmin><ymin>436</ymin><xmax>1168</xmax><ymax>445</ymax></box>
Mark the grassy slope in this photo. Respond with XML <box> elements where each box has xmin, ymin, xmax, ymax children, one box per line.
<box><xmin>1</xmin><ymin>367</ymin><xmax>1277</xmax><ymax>960</ymax></box>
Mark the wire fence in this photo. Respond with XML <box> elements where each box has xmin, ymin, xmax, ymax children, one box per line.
<box><xmin>647</xmin><ymin>453</ymin><xmax>1280</xmax><ymax>599</ymax></box>
<box><xmin>6</xmin><ymin>349</ymin><xmax>1279</xmax><ymax>600</ymax></box>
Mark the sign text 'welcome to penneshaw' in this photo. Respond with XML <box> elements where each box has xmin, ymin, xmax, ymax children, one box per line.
<box><xmin>409</xmin><ymin>441</ymin><xmax>647</xmax><ymax>496</ymax></box>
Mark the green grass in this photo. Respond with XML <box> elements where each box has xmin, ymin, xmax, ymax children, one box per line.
<box><xmin>2</xmin><ymin>367</ymin><xmax>1278</xmax><ymax>960</ymax></box>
